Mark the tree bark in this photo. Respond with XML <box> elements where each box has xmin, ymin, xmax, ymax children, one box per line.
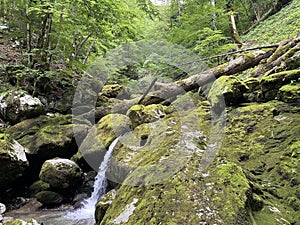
<box><xmin>82</xmin><ymin>40</ymin><xmax>95</xmax><ymax>65</ymax></box>
<box><xmin>253</xmin><ymin>38</ymin><xmax>300</xmax><ymax>77</ymax></box>
<box><xmin>211</xmin><ymin>0</ymin><xmax>217</xmax><ymax>31</ymax></box>
<box><xmin>228</xmin><ymin>9</ymin><xmax>243</xmax><ymax>47</ymax></box>
<box><xmin>26</xmin><ymin>0</ymin><xmax>32</xmax><ymax>66</ymax></box>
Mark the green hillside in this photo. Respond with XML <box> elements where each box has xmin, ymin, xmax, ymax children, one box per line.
<box><xmin>243</xmin><ymin>0</ymin><xmax>300</xmax><ymax>46</ymax></box>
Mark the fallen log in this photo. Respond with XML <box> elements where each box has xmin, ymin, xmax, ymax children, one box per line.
<box><xmin>139</xmin><ymin>48</ymin><xmax>275</xmax><ymax>104</ymax></box>
<box><xmin>253</xmin><ymin>38</ymin><xmax>300</xmax><ymax>77</ymax></box>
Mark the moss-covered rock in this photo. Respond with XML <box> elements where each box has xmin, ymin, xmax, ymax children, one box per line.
<box><xmin>208</xmin><ymin>76</ymin><xmax>248</xmax><ymax>113</ymax></box>
<box><xmin>6</xmin><ymin>114</ymin><xmax>89</xmax><ymax>180</ymax></box>
<box><xmin>35</xmin><ymin>191</ymin><xmax>64</xmax><ymax>206</ymax></box>
<box><xmin>0</xmin><ymin>90</ymin><xmax>44</xmax><ymax>124</ymax></box>
<box><xmin>4</xmin><ymin>219</ymin><xmax>40</xmax><ymax>225</ymax></box>
<box><xmin>78</xmin><ymin>114</ymin><xmax>131</xmax><ymax>171</ymax></box>
<box><xmin>97</xmin><ymin>100</ymin><xmax>300</xmax><ymax>225</ymax></box>
<box><xmin>39</xmin><ymin>158</ymin><xmax>83</xmax><ymax>190</ymax></box>
<box><xmin>28</xmin><ymin>180</ymin><xmax>50</xmax><ymax>197</ymax></box>
<box><xmin>95</xmin><ymin>189</ymin><xmax>117</xmax><ymax>225</ymax></box>
<box><xmin>278</xmin><ymin>83</ymin><xmax>300</xmax><ymax>103</ymax></box>
<box><xmin>126</xmin><ymin>104</ymin><xmax>168</xmax><ymax>128</ymax></box>
<box><xmin>0</xmin><ymin>134</ymin><xmax>29</xmax><ymax>190</ymax></box>
<box><xmin>260</xmin><ymin>69</ymin><xmax>300</xmax><ymax>100</ymax></box>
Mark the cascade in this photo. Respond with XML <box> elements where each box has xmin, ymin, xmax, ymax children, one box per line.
<box><xmin>64</xmin><ymin>136</ymin><xmax>121</xmax><ymax>224</ymax></box>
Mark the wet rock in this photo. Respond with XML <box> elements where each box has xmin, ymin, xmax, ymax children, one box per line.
<box><xmin>95</xmin><ymin>189</ymin><xmax>117</xmax><ymax>224</ymax></box>
<box><xmin>0</xmin><ymin>134</ymin><xmax>29</xmax><ymax>190</ymax></box>
<box><xmin>36</xmin><ymin>191</ymin><xmax>64</xmax><ymax>206</ymax></box>
<box><xmin>126</xmin><ymin>104</ymin><xmax>167</xmax><ymax>129</ymax></box>
<box><xmin>78</xmin><ymin>114</ymin><xmax>131</xmax><ymax>170</ymax></box>
<box><xmin>0</xmin><ymin>90</ymin><xmax>44</xmax><ymax>124</ymax></box>
<box><xmin>39</xmin><ymin>158</ymin><xmax>83</xmax><ymax>190</ymax></box>
<box><xmin>208</xmin><ymin>76</ymin><xmax>248</xmax><ymax>113</ymax></box>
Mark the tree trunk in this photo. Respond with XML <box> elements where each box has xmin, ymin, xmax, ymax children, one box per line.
<box><xmin>82</xmin><ymin>40</ymin><xmax>95</xmax><ymax>65</ymax></box>
<box><xmin>228</xmin><ymin>9</ymin><xmax>243</xmax><ymax>47</ymax></box>
<box><xmin>26</xmin><ymin>0</ymin><xmax>32</xmax><ymax>66</ymax></box>
<box><xmin>253</xmin><ymin>38</ymin><xmax>300</xmax><ymax>77</ymax></box>
<box><xmin>248</xmin><ymin>0</ymin><xmax>260</xmax><ymax>21</ymax></box>
<box><xmin>211</xmin><ymin>0</ymin><xmax>217</xmax><ymax>31</ymax></box>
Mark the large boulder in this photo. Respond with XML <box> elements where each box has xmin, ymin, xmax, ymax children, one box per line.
<box><xmin>126</xmin><ymin>104</ymin><xmax>168</xmax><ymax>129</ymax></box>
<box><xmin>98</xmin><ymin>101</ymin><xmax>300</xmax><ymax>225</ymax></box>
<box><xmin>0</xmin><ymin>90</ymin><xmax>44</xmax><ymax>124</ymax></box>
<box><xmin>6</xmin><ymin>114</ymin><xmax>90</xmax><ymax>180</ymax></box>
<box><xmin>39</xmin><ymin>158</ymin><xmax>83</xmax><ymax>190</ymax></box>
<box><xmin>95</xmin><ymin>189</ymin><xmax>117</xmax><ymax>225</ymax></box>
<box><xmin>78</xmin><ymin>114</ymin><xmax>131</xmax><ymax>170</ymax></box>
<box><xmin>0</xmin><ymin>134</ymin><xmax>29</xmax><ymax>190</ymax></box>
<box><xmin>207</xmin><ymin>76</ymin><xmax>248</xmax><ymax>113</ymax></box>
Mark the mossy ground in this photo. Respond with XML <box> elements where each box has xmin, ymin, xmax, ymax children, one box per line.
<box><xmin>243</xmin><ymin>0</ymin><xmax>300</xmax><ymax>45</ymax></box>
<box><xmin>98</xmin><ymin>99</ymin><xmax>300</xmax><ymax>225</ymax></box>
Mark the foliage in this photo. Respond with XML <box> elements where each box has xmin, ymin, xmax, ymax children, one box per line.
<box><xmin>243</xmin><ymin>0</ymin><xmax>300</xmax><ymax>46</ymax></box>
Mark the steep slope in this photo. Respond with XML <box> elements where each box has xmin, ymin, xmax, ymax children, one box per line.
<box><xmin>243</xmin><ymin>0</ymin><xmax>300</xmax><ymax>46</ymax></box>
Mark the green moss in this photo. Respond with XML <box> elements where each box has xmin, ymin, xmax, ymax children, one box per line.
<box><xmin>243</xmin><ymin>0</ymin><xmax>300</xmax><ymax>45</ymax></box>
<box><xmin>211</xmin><ymin>163</ymin><xmax>250</xmax><ymax>221</ymax></box>
<box><xmin>278</xmin><ymin>84</ymin><xmax>300</xmax><ymax>103</ymax></box>
<box><xmin>29</xmin><ymin>180</ymin><xmax>50</xmax><ymax>196</ymax></box>
<box><xmin>97</xmin><ymin>114</ymin><xmax>131</xmax><ymax>148</ymax></box>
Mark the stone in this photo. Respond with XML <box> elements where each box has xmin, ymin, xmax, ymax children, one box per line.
<box><xmin>6</xmin><ymin>114</ymin><xmax>89</xmax><ymax>179</ymax></box>
<box><xmin>39</xmin><ymin>158</ymin><xmax>83</xmax><ymax>190</ymax></box>
<box><xmin>35</xmin><ymin>191</ymin><xmax>64</xmax><ymax>206</ymax></box>
<box><xmin>0</xmin><ymin>90</ymin><xmax>44</xmax><ymax>124</ymax></box>
<box><xmin>126</xmin><ymin>104</ymin><xmax>168</xmax><ymax>129</ymax></box>
<box><xmin>0</xmin><ymin>134</ymin><xmax>29</xmax><ymax>190</ymax></box>
<box><xmin>278</xmin><ymin>83</ymin><xmax>300</xmax><ymax>103</ymax></box>
<box><xmin>28</xmin><ymin>180</ymin><xmax>50</xmax><ymax>197</ymax></box>
<box><xmin>0</xmin><ymin>202</ymin><xmax>6</xmax><ymax>214</ymax></box>
<box><xmin>95</xmin><ymin>189</ymin><xmax>117</xmax><ymax>224</ymax></box>
<box><xmin>207</xmin><ymin>76</ymin><xmax>248</xmax><ymax>113</ymax></box>
<box><xmin>78</xmin><ymin>114</ymin><xmax>131</xmax><ymax>171</ymax></box>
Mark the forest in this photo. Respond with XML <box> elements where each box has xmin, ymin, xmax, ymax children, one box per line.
<box><xmin>0</xmin><ymin>0</ymin><xmax>299</xmax><ymax>225</ymax></box>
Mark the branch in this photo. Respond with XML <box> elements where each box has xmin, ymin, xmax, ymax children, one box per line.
<box><xmin>176</xmin><ymin>44</ymin><xmax>279</xmax><ymax>67</ymax></box>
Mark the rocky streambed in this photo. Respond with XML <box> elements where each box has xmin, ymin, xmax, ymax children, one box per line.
<box><xmin>0</xmin><ymin>44</ymin><xmax>299</xmax><ymax>225</ymax></box>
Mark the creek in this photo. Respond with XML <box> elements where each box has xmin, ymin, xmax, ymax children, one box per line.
<box><xmin>5</xmin><ymin>136</ymin><xmax>121</xmax><ymax>225</ymax></box>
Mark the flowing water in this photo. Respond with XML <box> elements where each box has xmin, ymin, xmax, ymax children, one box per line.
<box><xmin>6</xmin><ymin>137</ymin><xmax>121</xmax><ymax>225</ymax></box>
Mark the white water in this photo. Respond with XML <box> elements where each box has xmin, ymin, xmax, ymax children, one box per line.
<box><xmin>64</xmin><ymin>136</ymin><xmax>121</xmax><ymax>224</ymax></box>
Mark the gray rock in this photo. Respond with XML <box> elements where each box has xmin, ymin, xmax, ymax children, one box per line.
<box><xmin>0</xmin><ymin>90</ymin><xmax>44</xmax><ymax>124</ymax></box>
<box><xmin>0</xmin><ymin>135</ymin><xmax>29</xmax><ymax>190</ymax></box>
<box><xmin>0</xmin><ymin>203</ymin><xmax>6</xmax><ymax>214</ymax></box>
<box><xmin>39</xmin><ymin>158</ymin><xmax>83</xmax><ymax>190</ymax></box>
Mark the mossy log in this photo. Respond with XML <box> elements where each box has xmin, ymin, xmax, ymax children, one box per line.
<box><xmin>137</xmin><ymin>48</ymin><xmax>275</xmax><ymax>104</ymax></box>
<box><xmin>78</xmin><ymin>48</ymin><xmax>276</xmax><ymax>123</ymax></box>
<box><xmin>253</xmin><ymin>38</ymin><xmax>300</xmax><ymax>77</ymax></box>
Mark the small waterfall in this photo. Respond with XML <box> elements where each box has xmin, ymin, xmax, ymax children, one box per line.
<box><xmin>65</xmin><ymin>136</ymin><xmax>121</xmax><ymax>224</ymax></box>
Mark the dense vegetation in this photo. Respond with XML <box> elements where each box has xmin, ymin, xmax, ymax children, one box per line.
<box><xmin>0</xmin><ymin>0</ymin><xmax>293</xmax><ymax>84</ymax></box>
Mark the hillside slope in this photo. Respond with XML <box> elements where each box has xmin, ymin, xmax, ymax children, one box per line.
<box><xmin>243</xmin><ymin>0</ymin><xmax>300</xmax><ymax>46</ymax></box>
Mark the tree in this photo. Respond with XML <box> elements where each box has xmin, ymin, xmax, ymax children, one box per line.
<box><xmin>226</xmin><ymin>0</ymin><xmax>243</xmax><ymax>47</ymax></box>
